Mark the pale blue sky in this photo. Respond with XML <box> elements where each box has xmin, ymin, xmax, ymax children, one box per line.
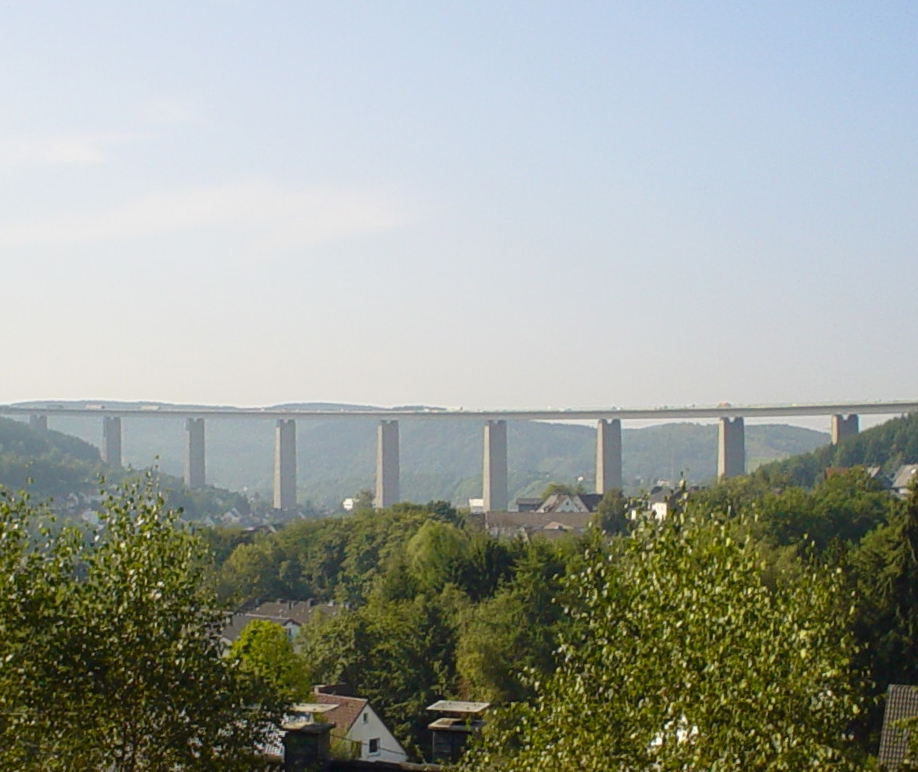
<box><xmin>1</xmin><ymin>2</ymin><xmax>916</xmax><ymax>411</ymax></box>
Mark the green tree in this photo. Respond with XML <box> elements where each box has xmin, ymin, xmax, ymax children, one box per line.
<box><xmin>464</xmin><ymin>514</ymin><xmax>861</xmax><ymax>772</ymax></box>
<box><xmin>0</xmin><ymin>482</ymin><xmax>277</xmax><ymax>771</ymax></box>
<box><xmin>456</xmin><ymin>539</ymin><xmax>576</xmax><ymax>703</ymax></box>
<box><xmin>847</xmin><ymin>483</ymin><xmax>918</xmax><ymax>748</ymax></box>
<box><xmin>591</xmin><ymin>487</ymin><xmax>630</xmax><ymax>534</ymax></box>
<box><xmin>298</xmin><ymin>587</ymin><xmax>466</xmax><ymax>757</ymax></box>
<box><xmin>229</xmin><ymin>619</ymin><xmax>311</xmax><ymax>702</ymax></box>
<box><xmin>539</xmin><ymin>481</ymin><xmax>585</xmax><ymax>498</ymax></box>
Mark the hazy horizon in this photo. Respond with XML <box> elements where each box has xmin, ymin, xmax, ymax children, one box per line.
<box><xmin>3</xmin><ymin>3</ymin><xmax>916</xmax><ymax>412</ymax></box>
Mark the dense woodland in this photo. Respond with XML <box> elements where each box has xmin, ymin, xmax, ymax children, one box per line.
<box><xmin>204</xmin><ymin>469</ymin><xmax>918</xmax><ymax>765</ymax></box>
<box><xmin>5</xmin><ymin>412</ymin><xmax>918</xmax><ymax>768</ymax></box>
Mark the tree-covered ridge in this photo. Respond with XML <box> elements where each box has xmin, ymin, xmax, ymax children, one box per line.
<box><xmin>0</xmin><ymin>416</ymin><xmax>104</xmax><ymax>496</ymax></box>
<box><xmin>756</xmin><ymin>411</ymin><xmax>918</xmax><ymax>487</ymax></box>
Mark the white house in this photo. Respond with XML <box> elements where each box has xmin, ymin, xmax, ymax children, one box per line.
<box><xmin>312</xmin><ymin>686</ymin><xmax>408</xmax><ymax>763</ymax></box>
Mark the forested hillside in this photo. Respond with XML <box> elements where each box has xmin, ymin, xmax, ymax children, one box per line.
<box><xmin>0</xmin><ymin>416</ymin><xmax>251</xmax><ymax>520</ymax></box>
<box><xmin>27</xmin><ymin>402</ymin><xmax>829</xmax><ymax>507</ymax></box>
<box><xmin>0</xmin><ymin>416</ymin><xmax>103</xmax><ymax>497</ymax></box>
<box><xmin>757</xmin><ymin>411</ymin><xmax>918</xmax><ymax>487</ymax></box>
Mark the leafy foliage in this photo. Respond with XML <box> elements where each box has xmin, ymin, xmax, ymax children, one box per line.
<box><xmin>463</xmin><ymin>514</ymin><xmax>862</xmax><ymax>772</ymax></box>
<box><xmin>0</xmin><ymin>480</ymin><xmax>277</xmax><ymax>771</ymax></box>
<box><xmin>229</xmin><ymin>619</ymin><xmax>311</xmax><ymax>702</ymax></box>
<box><xmin>298</xmin><ymin>587</ymin><xmax>468</xmax><ymax>758</ymax></box>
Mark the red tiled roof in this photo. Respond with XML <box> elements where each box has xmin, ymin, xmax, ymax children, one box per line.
<box><xmin>312</xmin><ymin>692</ymin><xmax>368</xmax><ymax>734</ymax></box>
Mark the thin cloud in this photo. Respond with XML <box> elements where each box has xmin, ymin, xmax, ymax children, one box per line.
<box><xmin>0</xmin><ymin>179</ymin><xmax>416</xmax><ymax>251</ymax></box>
<box><xmin>0</xmin><ymin>133</ymin><xmax>142</xmax><ymax>169</ymax></box>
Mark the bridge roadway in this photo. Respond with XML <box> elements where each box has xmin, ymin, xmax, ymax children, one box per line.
<box><xmin>3</xmin><ymin>400</ymin><xmax>917</xmax><ymax>511</ymax></box>
<box><xmin>3</xmin><ymin>400</ymin><xmax>918</xmax><ymax>421</ymax></box>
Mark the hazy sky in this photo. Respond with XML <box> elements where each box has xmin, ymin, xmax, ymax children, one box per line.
<box><xmin>2</xmin><ymin>2</ymin><xmax>916</xmax><ymax>411</ymax></box>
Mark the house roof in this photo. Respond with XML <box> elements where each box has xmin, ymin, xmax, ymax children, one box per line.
<box><xmin>486</xmin><ymin>510</ymin><xmax>592</xmax><ymax>531</ymax></box>
<box><xmin>311</xmin><ymin>692</ymin><xmax>369</xmax><ymax>734</ymax></box>
<box><xmin>879</xmin><ymin>684</ymin><xmax>918</xmax><ymax>770</ymax></box>
<box><xmin>250</xmin><ymin>600</ymin><xmax>318</xmax><ymax>626</ymax></box>
<box><xmin>537</xmin><ymin>493</ymin><xmax>603</xmax><ymax>513</ymax></box>
<box><xmin>220</xmin><ymin>612</ymin><xmax>288</xmax><ymax>644</ymax></box>
<box><xmin>427</xmin><ymin>700</ymin><xmax>490</xmax><ymax>715</ymax></box>
<box><xmin>893</xmin><ymin>465</ymin><xmax>918</xmax><ymax>491</ymax></box>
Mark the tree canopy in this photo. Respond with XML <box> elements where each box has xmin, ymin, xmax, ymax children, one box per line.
<box><xmin>463</xmin><ymin>513</ymin><xmax>862</xmax><ymax>772</ymax></box>
<box><xmin>0</xmin><ymin>480</ymin><xmax>278</xmax><ymax>771</ymax></box>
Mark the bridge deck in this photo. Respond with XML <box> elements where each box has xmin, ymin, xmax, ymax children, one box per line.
<box><xmin>2</xmin><ymin>401</ymin><xmax>917</xmax><ymax>421</ymax></box>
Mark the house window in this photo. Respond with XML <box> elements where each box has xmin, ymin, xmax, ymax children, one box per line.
<box><xmin>363</xmin><ymin>712</ymin><xmax>368</xmax><ymax>723</ymax></box>
<box><xmin>369</xmin><ymin>738</ymin><xmax>380</xmax><ymax>755</ymax></box>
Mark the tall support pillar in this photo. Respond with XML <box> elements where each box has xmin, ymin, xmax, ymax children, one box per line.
<box><xmin>102</xmin><ymin>416</ymin><xmax>122</xmax><ymax>469</ymax></box>
<box><xmin>184</xmin><ymin>418</ymin><xmax>206</xmax><ymax>489</ymax></box>
<box><xmin>595</xmin><ymin>418</ymin><xmax>623</xmax><ymax>493</ymax></box>
<box><xmin>274</xmin><ymin>419</ymin><xmax>297</xmax><ymax>510</ymax></box>
<box><xmin>483</xmin><ymin>420</ymin><xmax>508</xmax><ymax>512</ymax></box>
<box><xmin>29</xmin><ymin>414</ymin><xmax>47</xmax><ymax>431</ymax></box>
<box><xmin>831</xmin><ymin>414</ymin><xmax>859</xmax><ymax>445</ymax></box>
<box><xmin>376</xmin><ymin>420</ymin><xmax>400</xmax><ymax>508</ymax></box>
<box><xmin>717</xmin><ymin>417</ymin><xmax>745</xmax><ymax>479</ymax></box>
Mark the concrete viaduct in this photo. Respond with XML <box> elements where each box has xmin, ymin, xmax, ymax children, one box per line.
<box><xmin>4</xmin><ymin>401</ymin><xmax>918</xmax><ymax>511</ymax></box>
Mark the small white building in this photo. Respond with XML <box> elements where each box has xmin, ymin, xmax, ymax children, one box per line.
<box><xmin>892</xmin><ymin>465</ymin><xmax>918</xmax><ymax>498</ymax></box>
<box><xmin>312</xmin><ymin>686</ymin><xmax>408</xmax><ymax>763</ymax></box>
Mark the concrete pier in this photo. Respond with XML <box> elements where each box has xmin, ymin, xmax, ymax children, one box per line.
<box><xmin>376</xmin><ymin>420</ymin><xmax>400</xmax><ymax>508</ymax></box>
<box><xmin>717</xmin><ymin>417</ymin><xmax>746</xmax><ymax>479</ymax></box>
<box><xmin>184</xmin><ymin>418</ymin><xmax>206</xmax><ymax>489</ymax></box>
<box><xmin>831</xmin><ymin>414</ymin><xmax>859</xmax><ymax>445</ymax></box>
<box><xmin>595</xmin><ymin>418</ymin><xmax>623</xmax><ymax>493</ymax></box>
<box><xmin>483</xmin><ymin>420</ymin><xmax>508</xmax><ymax>512</ymax></box>
<box><xmin>274</xmin><ymin>419</ymin><xmax>297</xmax><ymax>510</ymax></box>
<box><xmin>102</xmin><ymin>416</ymin><xmax>122</xmax><ymax>468</ymax></box>
<box><xmin>29</xmin><ymin>414</ymin><xmax>47</xmax><ymax>431</ymax></box>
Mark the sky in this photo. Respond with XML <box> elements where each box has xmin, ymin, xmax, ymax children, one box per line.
<box><xmin>1</xmin><ymin>1</ymin><xmax>917</xmax><ymax>412</ymax></box>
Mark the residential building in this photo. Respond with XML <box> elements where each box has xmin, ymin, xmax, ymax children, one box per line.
<box><xmin>313</xmin><ymin>686</ymin><xmax>408</xmax><ymax>763</ymax></box>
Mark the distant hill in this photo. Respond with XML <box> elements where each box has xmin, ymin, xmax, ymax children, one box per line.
<box><xmin>0</xmin><ymin>416</ymin><xmax>103</xmax><ymax>497</ymax></box>
<box><xmin>756</xmin><ymin>411</ymin><xmax>918</xmax><ymax>487</ymax></box>
<box><xmin>19</xmin><ymin>402</ymin><xmax>830</xmax><ymax>508</ymax></box>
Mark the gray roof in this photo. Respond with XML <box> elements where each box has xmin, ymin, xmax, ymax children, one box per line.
<box><xmin>893</xmin><ymin>465</ymin><xmax>918</xmax><ymax>492</ymax></box>
<box><xmin>879</xmin><ymin>684</ymin><xmax>918</xmax><ymax>770</ymax></box>
<box><xmin>537</xmin><ymin>493</ymin><xmax>603</xmax><ymax>514</ymax></box>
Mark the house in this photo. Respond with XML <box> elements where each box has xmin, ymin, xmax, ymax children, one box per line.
<box><xmin>484</xmin><ymin>509</ymin><xmax>593</xmax><ymax>540</ymax></box>
<box><xmin>536</xmin><ymin>492</ymin><xmax>603</xmax><ymax>514</ymax></box>
<box><xmin>312</xmin><ymin>685</ymin><xmax>408</xmax><ymax>763</ymax></box>
<box><xmin>514</xmin><ymin>497</ymin><xmax>542</xmax><ymax>512</ymax></box>
<box><xmin>220</xmin><ymin>599</ymin><xmax>341</xmax><ymax>647</ymax></box>
<box><xmin>892</xmin><ymin>465</ymin><xmax>918</xmax><ymax>498</ymax></box>
<box><xmin>879</xmin><ymin>684</ymin><xmax>918</xmax><ymax>770</ymax></box>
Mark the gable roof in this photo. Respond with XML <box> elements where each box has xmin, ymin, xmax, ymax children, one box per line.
<box><xmin>220</xmin><ymin>612</ymin><xmax>291</xmax><ymax>645</ymax></box>
<box><xmin>879</xmin><ymin>684</ymin><xmax>918</xmax><ymax>770</ymax></box>
<box><xmin>537</xmin><ymin>493</ymin><xmax>603</xmax><ymax>513</ymax></box>
<box><xmin>250</xmin><ymin>599</ymin><xmax>318</xmax><ymax>626</ymax></box>
<box><xmin>311</xmin><ymin>692</ymin><xmax>369</xmax><ymax>734</ymax></box>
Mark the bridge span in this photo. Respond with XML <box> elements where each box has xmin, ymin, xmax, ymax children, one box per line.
<box><xmin>3</xmin><ymin>401</ymin><xmax>917</xmax><ymax>511</ymax></box>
